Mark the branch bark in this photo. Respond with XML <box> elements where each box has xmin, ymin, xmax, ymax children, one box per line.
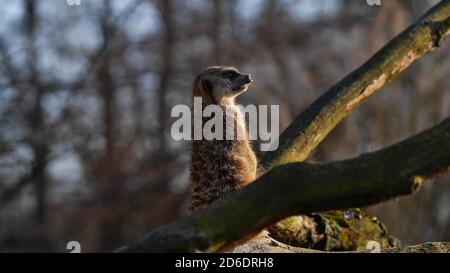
<box><xmin>232</xmin><ymin>235</ymin><xmax>449</xmax><ymax>253</ymax></box>
<box><xmin>259</xmin><ymin>0</ymin><xmax>450</xmax><ymax>172</ymax></box>
<box><xmin>120</xmin><ymin>117</ymin><xmax>450</xmax><ymax>253</ymax></box>
<box><xmin>267</xmin><ymin>209</ymin><xmax>401</xmax><ymax>251</ymax></box>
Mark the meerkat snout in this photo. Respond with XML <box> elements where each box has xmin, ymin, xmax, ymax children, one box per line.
<box><xmin>242</xmin><ymin>74</ymin><xmax>253</xmax><ymax>83</ymax></box>
<box><xmin>233</xmin><ymin>73</ymin><xmax>252</xmax><ymax>92</ymax></box>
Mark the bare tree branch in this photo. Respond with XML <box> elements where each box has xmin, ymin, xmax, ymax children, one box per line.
<box><xmin>0</xmin><ymin>176</ymin><xmax>32</xmax><ymax>208</ymax></box>
<box><xmin>119</xmin><ymin>117</ymin><xmax>450</xmax><ymax>253</ymax></box>
<box><xmin>259</xmin><ymin>0</ymin><xmax>450</xmax><ymax>173</ymax></box>
<box><xmin>232</xmin><ymin>235</ymin><xmax>449</xmax><ymax>253</ymax></box>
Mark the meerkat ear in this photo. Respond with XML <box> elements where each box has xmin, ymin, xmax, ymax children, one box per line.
<box><xmin>202</xmin><ymin>79</ymin><xmax>213</xmax><ymax>95</ymax></box>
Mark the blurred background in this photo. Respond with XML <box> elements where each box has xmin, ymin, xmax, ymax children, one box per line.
<box><xmin>0</xmin><ymin>0</ymin><xmax>449</xmax><ymax>252</ymax></box>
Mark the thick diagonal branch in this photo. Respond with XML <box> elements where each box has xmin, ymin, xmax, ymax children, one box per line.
<box><xmin>256</xmin><ymin>0</ymin><xmax>450</xmax><ymax>249</ymax></box>
<box><xmin>120</xmin><ymin>117</ymin><xmax>450</xmax><ymax>253</ymax></box>
<box><xmin>232</xmin><ymin>236</ymin><xmax>450</xmax><ymax>253</ymax></box>
<box><xmin>259</xmin><ymin>0</ymin><xmax>450</xmax><ymax>172</ymax></box>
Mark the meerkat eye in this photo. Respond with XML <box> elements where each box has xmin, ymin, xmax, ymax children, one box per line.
<box><xmin>223</xmin><ymin>71</ymin><xmax>238</xmax><ymax>80</ymax></box>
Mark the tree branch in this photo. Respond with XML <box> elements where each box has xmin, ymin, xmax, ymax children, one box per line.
<box><xmin>259</xmin><ymin>0</ymin><xmax>450</xmax><ymax>172</ymax></box>
<box><xmin>232</xmin><ymin>235</ymin><xmax>450</xmax><ymax>253</ymax></box>
<box><xmin>255</xmin><ymin>0</ymin><xmax>450</xmax><ymax>249</ymax></box>
<box><xmin>267</xmin><ymin>209</ymin><xmax>401</xmax><ymax>251</ymax></box>
<box><xmin>0</xmin><ymin>175</ymin><xmax>32</xmax><ymax>208</ymax></box>
<box><xmin>119</xmin><ymin>117</ymin><xmax>450</xmax><ymax>253</ymax></box>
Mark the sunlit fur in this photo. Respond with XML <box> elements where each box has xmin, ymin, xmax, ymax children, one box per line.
<box><xmin>189</xmin><ymin>66</ymin><xmax>257</xmax><ymax>212</ymax></box>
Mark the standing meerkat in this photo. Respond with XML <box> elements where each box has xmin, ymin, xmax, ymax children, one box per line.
<box><xmin>189</xmin><ymin>66</ymin><xmax>257</xmax><ymax>212</ymax></box>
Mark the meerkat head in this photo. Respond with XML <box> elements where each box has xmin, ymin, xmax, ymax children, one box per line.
<box><xmin>193</xmin><ymin>66</ymin><xmax>253</xmax><ymax>106</ymax></box>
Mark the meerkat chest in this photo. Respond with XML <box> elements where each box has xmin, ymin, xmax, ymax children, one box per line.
<box><xmin>222</xmin><ymin>104</ymin><xmax>247</xmax><ymax>140</ymax></box>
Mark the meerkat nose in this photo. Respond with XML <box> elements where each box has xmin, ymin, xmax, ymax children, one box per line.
<box><xmin>243</xmin><ymin>74</ymin><xmax>253</xmax><ymax>84</ymax></box>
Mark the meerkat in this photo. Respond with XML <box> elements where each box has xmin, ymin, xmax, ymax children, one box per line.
<box><xmin>189</xmin><ymin>66</ymin><xmax>257</xmax><ymax>212</ymax></box>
